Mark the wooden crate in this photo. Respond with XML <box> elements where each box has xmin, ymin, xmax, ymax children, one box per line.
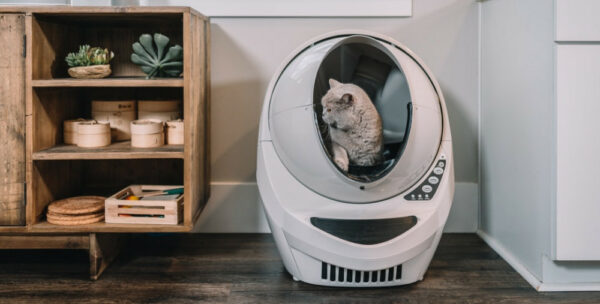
<box><xmin>105</xmin><ymin>185</ymin><xmax>184</xmax><ymax>225</ymax></box>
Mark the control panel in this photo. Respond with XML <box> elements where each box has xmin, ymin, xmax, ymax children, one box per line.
<box><xmin>404</xmin><ymin>156</ymin><xmax>446</xmax><ymax>201</ymax></box>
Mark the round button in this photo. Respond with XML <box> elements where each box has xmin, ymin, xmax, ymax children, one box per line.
<box><xmin>433</xmin><ymin>167</ymin><xmax>444</xmax><ymax>175</ymax></box>
<box><xmin>438</xmin><ymin>161</ymin><xmax>445</xmax><ymax>168</ymax></box>
<box><xmin>428</xmin><ymin>176</ymin><xmax>439</xmax><ymax>185</ymax></box>
<box><xmin>422</xmin><ymin>185</ymin><xmax>433</xmax><ymax>193</ymax></box>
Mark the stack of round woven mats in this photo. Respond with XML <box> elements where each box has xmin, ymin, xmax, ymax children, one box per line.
<box><xmin>46</xmin><ymin>196</ymin><xmax>106</xmax><ymax>225</ymax></box>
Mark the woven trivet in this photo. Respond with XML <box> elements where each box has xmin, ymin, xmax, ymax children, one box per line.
<box><xmin>47</xmin><ymin>212</ymin><xmax>104</xmax><ymax>226</ymax></box>
<box><xmin>47</xmin><ymin>211</ymin><xmax>104</xmax><ymax>221</ymax></box>
<box><xmin>47</xmin><ymin>196</ymin><xmax>105</xmax><ymax>215</ymax></box>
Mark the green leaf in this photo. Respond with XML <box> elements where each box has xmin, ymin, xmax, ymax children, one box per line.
<box><xmin>141</xmin><ymin>66</ymin><xmax>157</xmax><ymax>79</ymax></box>
<box><xmin>132</xmin><ymin>42</ymin><xmax>156</xmax><ymax>64</ymax></box>
<box><xmin>162</xmin><ymin>69</ymin><xmax>182</xmax><ymax>77</ymax></box>
<box><xmin>154</xmin><ymin>33</ymin><xmax>170</xmax><ymax>61</ymax></box>
<box><xmin>160</xmin><ymin>45</ymin><xmax>183</xmax><ymax>64</ymax></box>
<box><xmin>131</xmin><ymin>53</ymin><xmax>154</xmax><ymax>66</ymax></box>
<box><xmin>161</xmin><ymin>61</ymin><xmax>183</xmax><ymax>68</ymax></box>
<box><xmin>139</xmin><ymin>34</ymin><xmax>157</xmax><ymax>60</ymax></box>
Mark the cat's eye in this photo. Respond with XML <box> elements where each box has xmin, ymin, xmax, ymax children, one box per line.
<box><xmin>327</xmin><ymin>108</ymin><xmax>332</xmax><ymax>112</ymax></box>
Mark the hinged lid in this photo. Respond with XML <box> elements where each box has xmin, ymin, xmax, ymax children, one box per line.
<box><xmin>77</xmin><ymin>121</ymin><xmax>110</xmax><ymax>135</ymax></box>
<box><xmin>64</xmin><ymin>118</ymin><xmax>92</xmax><ymax>132</ymax></box>
<box><xmin>131</xmin><ymin>119</ymin><xmax>164</xmax><ymax>134</ymax></box>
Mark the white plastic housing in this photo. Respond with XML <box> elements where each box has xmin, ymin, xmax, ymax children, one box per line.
<box><xmin>257</xmin><ymin>30</ymin><xmax>454</xmax><ymax>287</ymax></box>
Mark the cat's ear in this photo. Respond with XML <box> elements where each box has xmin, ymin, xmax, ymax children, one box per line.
<box><xmin>342</xmin><ymin>93</ymin><xmax>353</xmax><ymax>104</ymax></box>
<box><xmin>329</xmin><ymin>78</ymin><xmax>342</xmax><ymax>88</ymax></box>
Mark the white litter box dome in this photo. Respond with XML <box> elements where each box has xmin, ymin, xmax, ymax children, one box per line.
<box><xmin>268</xmin><ymin>34</ymin><xmax>443</xmax><ymax>203</ymax></box>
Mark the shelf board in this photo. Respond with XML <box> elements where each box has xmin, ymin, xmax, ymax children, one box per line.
<box><xmin>32</xmin><ymin>77</ymin><xmax>184</xmax><ymax>88</ymax></box>
<box><xmin>30</xmin><ymin>221</ymin><xmax>191</xmax><ymax>233</ymax></box>
<box><xmin>0</xmin><ymin>226</ymin><xmax>27</xmax><ymax>233</ymax></box>
<box><xmin>33</xmin><ymin>141</ymin><xmax>184</xmax><ymax>160</ymax></box>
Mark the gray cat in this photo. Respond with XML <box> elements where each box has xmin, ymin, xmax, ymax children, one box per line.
<box><xmin>321</xmin><ymin>79</ymin><xmax>383</xmax><ymax>172</ymax></box>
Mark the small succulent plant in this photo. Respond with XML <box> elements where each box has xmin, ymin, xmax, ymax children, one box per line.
<box><xmin>131</xmin><ymin>33</ymin><xmax>183</xmax><ymax>79</ymax></box>
<box><xmin>65</xmin><ymin>45</ymin><xmax>114</xmax><ymax>67</ymax></box>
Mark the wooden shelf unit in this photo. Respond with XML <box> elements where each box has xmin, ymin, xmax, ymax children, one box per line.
<box><xmin>30</xmin><ymin>220</ymin><xmax>190</xmax><ymax>233</ymax></box>
<box><xmin>33</xmin><ymin>142</ymin><xmax>184</xmax><ymax>160</ymax></box>
<box><xmin>32</xmin><ymin>77</ymin><xmax>184</xmax><ymax>88</ymax></box>
<box><xmin>0</xmin><ymin>6</ymin><xmax>210</xmax><ymax>278</ymax></box>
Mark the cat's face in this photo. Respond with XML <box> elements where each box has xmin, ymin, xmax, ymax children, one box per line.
<box><xmin>321</xmin><ymin>79</ymin><xmax>357</xmax><ymax>130</ymax></box>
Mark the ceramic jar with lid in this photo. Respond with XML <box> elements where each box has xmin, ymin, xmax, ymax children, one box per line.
<box><xmin>130</xmin><ymin>120</ymin><xmax>164</xmax><ymax>148</ymax></box>
<box><xmin>165</xmin><ymin>119</ymin><xmax>184</xmax><ymax>145</ymax></box>
<box><xmin>76</xmin><ymin>121</ymin><xmax>111</xmax><ymax>148</ymax></box>
<box><xmin>64</xmin><ymin>118</ymin><xmax>94</xmax><ymax>145</ymax></box>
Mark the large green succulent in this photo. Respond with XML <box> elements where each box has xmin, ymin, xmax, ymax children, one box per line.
<box><xmin>65</xmin><ymin>45</ymin><xmax>114</xmax><ymax>67</ymax></box>
<box><xmin>131</xmin><ymin>33</ymin><xmax>183</xmax><ymax>79</ymax></box>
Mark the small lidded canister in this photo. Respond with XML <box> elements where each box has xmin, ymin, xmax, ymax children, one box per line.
<box><xmin>165</xmin><ymin>119</ymin><xmax>184</xmax><ymax>145</ymax></box>
<box><xmin>130</xmin><ymin>120</ymin><xmax>164</xmax><ymax>148</ymax></box>
<box><xmin>138</xmin><ymin>100</ymin><xmax>181</xmax><ymax>122</ymax></box>
<box><xmin>77</xmin><ymin>121</ymin><xmax>111</xmax><ymax>148</ymax></box>
<box><xmin>64</xmin><ymin>118</ymin><xmax>93</xmax><ymax>145</ymax></box>
<box><xmin>91</xmin><ymin>100</ymin><xmax>136</xmax><ymax>141</ymax></box>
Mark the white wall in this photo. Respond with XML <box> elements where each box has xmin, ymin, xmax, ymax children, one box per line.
<box><xmin>193</xmin><ymin>0</ymin><xmax>481</xmax><ymax>232</ymax></box>
<box><xmin>5</xmin><ymin>0</ymin><xmax>481</xmax><ymax>232</ymax></box>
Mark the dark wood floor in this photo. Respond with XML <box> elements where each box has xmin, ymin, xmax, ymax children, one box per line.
<box><xmin>0</xmin><ymin>233</ymin><xmax>597</xmax><ymax>303</ymax></box>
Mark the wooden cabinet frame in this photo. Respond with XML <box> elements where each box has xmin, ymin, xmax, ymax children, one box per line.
<box><xmin>0</xmin><ymin>6</ymin><xmax>210</xmax><ymax>279</ymax></box>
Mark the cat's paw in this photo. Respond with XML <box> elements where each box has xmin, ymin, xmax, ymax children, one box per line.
<box><xmin>334</xmin><ymin>157</ymin><xmax>349</xmax><ymax>172</ymax></box>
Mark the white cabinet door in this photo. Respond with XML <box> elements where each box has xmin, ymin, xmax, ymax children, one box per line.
<box><xmin>556</xmin><ymin>45</ymin><xmax>600</xmax><ymax>260</ymax></box>
<box><xmin>556</xmin><ymin>0</ymin><xmax>600</xmax><ymax>41</ymax></box>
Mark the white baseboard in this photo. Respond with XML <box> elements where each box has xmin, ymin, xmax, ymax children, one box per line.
<box><xmin>477</xmin><ymin>230</ymin><xmax>600</xmax><ymax>292</ymax></box>
<box><xmin>536</xmin><ymin>283</ymin><xmax>600</xmax><ymax>292</ymax></box>
<box><xmin>195</xmin><ymin>181</ymin><xmax>478</xmax><ymax>233</ymax></box>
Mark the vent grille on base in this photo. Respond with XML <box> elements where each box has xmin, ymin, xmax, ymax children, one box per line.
<box><xmin>321</xmin><ymin>262</ymin><xmax>402</xmax><ymax>284</ymax></box>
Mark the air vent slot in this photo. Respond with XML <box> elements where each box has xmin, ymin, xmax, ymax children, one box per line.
<box><xmin>330</xmin><ymin>264</ymin><xmax>336</xmax><ymax>281</ymax></box>
<box><xmin>321</xmin><ymin>261</ymin><xmax>402</xmax><ymax>284</ymax></box>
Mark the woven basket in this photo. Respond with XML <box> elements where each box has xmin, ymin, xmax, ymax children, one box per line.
<box><xmin>68</xmin><ymin>64</ymin><xmax>111</xmax><ymax>79</ymax></box>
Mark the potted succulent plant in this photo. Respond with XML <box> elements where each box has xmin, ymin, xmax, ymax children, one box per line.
<box><xmin>131</xmin><ymin>33</ymin><xmax>183</xmax><ymax>79</ymax></box>
<box><xmin>65</xmin><ymin>45</ymin><xmax>114</xmax><ymax>79</ymax></box>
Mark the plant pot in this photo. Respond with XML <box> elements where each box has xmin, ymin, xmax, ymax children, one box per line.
<box><xmin>68</xmin><ymin>64</ymin><xmax>111</xmax><ymax>79</ymax></box>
